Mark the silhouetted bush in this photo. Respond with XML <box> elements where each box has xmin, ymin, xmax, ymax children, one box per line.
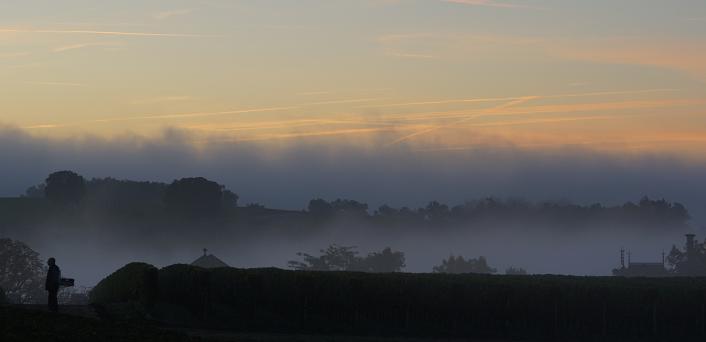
<box><xmin>0</xmin><ymin>286</ymin><xmax>6</xmax><ymax>304</ymax></box>
<box><xmin>90</xmin><ymin>262</ymin><xmax>158</xmax><ymax>308</ymax></box>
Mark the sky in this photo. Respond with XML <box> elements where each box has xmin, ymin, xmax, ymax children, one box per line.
<box><xmin>1</xmin><ymin>0</ymin><xmax>706</xmax><ymax>221</ymax></box>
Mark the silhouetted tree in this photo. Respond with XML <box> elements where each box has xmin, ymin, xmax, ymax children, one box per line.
<box><xmin>667</xmin><ymin>245</ymin><xmax>686</xmax><ymax>271</ymax></box>
<box><xmin>0</xmin><ymin>238</ymin><xmax>45</xmax><ymax>303</ymax></box>
<box><xmin>667</xmin><ymin>235</ymin><xmax>706</xmax><ymax>276</ymax></box>
<box><xmin>289</xmin><ymin>245</ymin><xmax>406</xmax><ymax>272</ymax></box>
<box><xmin>375</xmin><ymin>204</ymin><xmax>398</xmax><ymax>217</ymax></box>
<box><xmin>330</xmin><ymin>199</ymin><xmax>369</xmax><ymax>217</ymax></box>
<box><xmin>289</xmin><ymin>244</ymin><xmax>360</xmax><ymax>271</ymax></box>
<box><xmin>0</xmin><ymin>286</ymin><xmax>6</xmax><ymax>304</ymax></box>
<box><xmin>308</xmin><ymin>198</ymin><xmax>333</xmax><ymax>218</ymax></box>
<box><xmin>222</xmin><ymin>190</ymin><xmax>239</xmax><ymax>209</ymax></box>
<box><xmin>423</xmin><ymin>201</ymin><xmax>450</xmax><ymax>222</ymax></box>
<box><xmin>84</xmin><ymin>177</ymin><xmax>167</xmax><ymax>213</ymax></box>
<box><xmin>243</xmin><ymin>203</ymin><xmax>266</xmax><ymax>216</ymax></box>
<box><xmin>164</xmin><ymin>177</ymin><xmax>225</xmax><ymax>215</ymax></box>
<box><xmin>359</xmin><ymin>247</ymin><xmax>406</xmax><ymax>272</ymax></box>
<box><xmin>23</xmin><ymin>184</ymin><xmax>45</xmax><ymax>198</ymax></box>
<box><xmin>505</xmin><ymin>266</ymin><xmax>528</xmax><ymax>275</ymax></box>
<box><xmin>44</xmin><ymin>170</ymin><xmax>86</xmax><ymax>204</ymax></box>
<box><xmin>433</xmin><ymin>255</ymin><xmax>496</xmax><ymax>274</ymax></box>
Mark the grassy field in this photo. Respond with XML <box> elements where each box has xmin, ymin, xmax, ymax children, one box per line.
<box><xmin>0</xmin><ymin>305</ymin><xmax>490</xmax><ymax>342</ymax></box>
<box><xmin>0</xmin><ymin>305</ymin><xmax>200</xmax><ymax>342</ymax></box>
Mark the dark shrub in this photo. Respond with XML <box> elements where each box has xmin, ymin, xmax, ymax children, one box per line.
<box><xmin>90</xmin><ymin>262</ymin><xmax>158</xmax><ymax>308</ymax></box>
<box><xmin>158</xmin><ymin>264</ymin><xmax>211</xmax><ymax>316</ymax></box>
<box><xmin>0</xmin><ymin>287</ymin><xmax>6</xmax><ymax>304</ymax></box>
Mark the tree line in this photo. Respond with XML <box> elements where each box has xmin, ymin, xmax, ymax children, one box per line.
<box><xmin>19</xmin><ymin>170</ymin><xmax>692</xmax><ymax>232</ymax></box>
<box><xmin>287</xmin><ymin>244</ymin><xmax>507</xmax><ymax>274</ymax></box>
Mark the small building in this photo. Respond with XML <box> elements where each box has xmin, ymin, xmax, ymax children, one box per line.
<box><xmin>191</xmin><ymin>248</ymin><xmax>229</xmax><ymax>269</ymax></box>
<box><xmin>612</xmin><ymin>249</ymin><xmax>670</xmax><ymax>277</ymax></box>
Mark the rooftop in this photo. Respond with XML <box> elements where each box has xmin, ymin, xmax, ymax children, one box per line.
<box><xmin>191</xmin><ymin>248</ymin><xmax>229</xmax><ymax>269</ymax></box>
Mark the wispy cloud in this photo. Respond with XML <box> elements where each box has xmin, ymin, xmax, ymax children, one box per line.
<box><xmin>383</xmin><ymin>96</ymin><xmax>701</xmax><ymax>145</ymax></box>
<box><xmin>378</xmin><ymin>98</ymin><xmax>699</xmax><ymax>123</ymax></box>
<box><xmin>238</xmin><ymin>127</ymin><xmax>402</xmax><ymax>142</ymax></box>
<box><xmin>297</xmin><ymin>91</ymin><xmax>335</xmax><ymax>96</ymax></box>
<box><xmin>297</xmin><ymin>89</ymin><xmax>393</xmax><ymax>97</ymax></box>
<box><xmin>442</xmin><ymin>0</ymin><xmax>543</xmax><ymax>10</ymax></box>
<box><xmin>23</xmin><ymin>124</ymin><xmax>63</xmax><ymax>129</ymax></box>
<box><xmin>0</xmin><ymin>28</ymin><xmax>205</xmax><ymax>37</ymax></box>
<box><xmin>361</xmin><ymin>89</ymin><xmax>678</xmax><ymax>108</ymax></box>
<box><xmin>130</xmin><ymin>96</ymin><xmax>197</xmax><ymax>105</ymax></box>
<box><xmin>384</xmin><ymin>51</ymin><xmax>437</xmax><ymax>59</ymax></box>
<box><xmin>461</xmin><ymin>115</ymin><xmax>621</xmax><ymax>128</ymax></box>
<box><xmin>378</xmin><ymin>31</ymin><xmax>706</xmax><ymax>80</ymax></box>
<box><xmin>301</xmin><ymin>98</ymin><xmax>384</xmax><ymax>106</ymax></box>
<box><xmin>154</xmin><ymin>9</ymin><xmax>193</xmax><ymax>20</ymax></box>
<box><xmin>20</xmin><ymin>97</ymin><xmax>388</xmax><ymax>130</ymax></box>
<box><xmin>554</xmin><ymin>39</ymin><xmax>706</xmax><ymax>80</ymax></box>
<box><xmin>24</xmin><ymin>81</ymin><xmax>86</xmax><ymax>87</ymax></box>
<box><xmin>112</xmin><ymin>107</ymin><xmax>297</xmax><ymax>121</ymax></box>
<box><xmin>53</xmin><ymin>42</ymin><xmax>122</xmax><ymax>52</ymax></box>
<box><xmin>387</xmin><ymin>95</ymin><xmax>536</xmax><ymax>145</ymax></box>
<box><xmin>0</xmin><ymin>51</ymin><xmax>29</xmax><ymax>58</ymax></box>
<box><xmin>22</xmin><ymin>106</ymin><xmax>297</xmax><ymax>130</ymax></box>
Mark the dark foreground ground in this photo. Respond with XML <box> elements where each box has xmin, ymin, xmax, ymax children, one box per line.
<box><xmin>0</xmin><ymin>305</ymin><xmax>482</xmax><ymax>342</ymax></box>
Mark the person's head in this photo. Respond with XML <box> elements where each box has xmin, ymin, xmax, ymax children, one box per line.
<box><xmin>47</xmin><ymin>257</ymin><xmax>55</xmax><ymax>266</ymax></box>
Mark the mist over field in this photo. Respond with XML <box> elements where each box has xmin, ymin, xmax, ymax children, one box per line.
<box><xmin>0</xmin><ymin>125</ymin><xmax>703</xmax><ymax>286</ymax></box>
<box><xmin>3</xmin><ymin>215</ymin><xmax>688</xmax><ymax>287</ymax></box>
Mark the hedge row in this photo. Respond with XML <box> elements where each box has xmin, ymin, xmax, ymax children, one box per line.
<box><xmin>92</xmin><ymin>264</ymin><xmax>706</xmax><ymax>340</ymax></box>
<box><xmin>89</xmin><ymin>262</ymin><xmax>158</xmax><ymax>308</ymax></box>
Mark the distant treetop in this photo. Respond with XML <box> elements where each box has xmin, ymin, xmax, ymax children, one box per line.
<box><xmin>44</xmin><ymin>170</ymin><xmax>86</xmax><ymax>204</ymax></box>
<box><xmin>164</xmin><ymin>177</ymin><xmax>227</xmax><ymax>215</ymax></box>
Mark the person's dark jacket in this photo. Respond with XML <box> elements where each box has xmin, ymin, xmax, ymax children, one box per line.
<box><xmin>45</xmin><ymin>265</ymin><xmax>61</xmax><ymax>291</ymax></box>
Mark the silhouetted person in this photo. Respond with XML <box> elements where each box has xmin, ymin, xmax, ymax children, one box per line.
<box><xmin>45</xmin><ymin>257</ymin><xmax>60</xmax><ymax>312</ymax></box>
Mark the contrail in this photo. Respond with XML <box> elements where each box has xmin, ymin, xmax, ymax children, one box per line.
<box><xmin>387</xmin><ymin>96</ymin><xmax>537</xmax><ymax>145</ymax></box>
<box><xmin>0</xmin><ymin>28</ymin><xmax>205</xmax><ymax>37</ymax></box>
<box><xmin>384</xmin><ymin>97</ymin><xmax>697</xmax><ymax>146</ymax></box>
<box><xmin>130</xmin><ymin>106</ymin><xmax>298</xmax><ymax>120</ymax></box>
<box><xmin>365</xmin><ymin>88</ymin><xmax>678</xmax><ymax>108</ymax></box>
<box><xmin>22</xmin><ymin>106</ymin><xmax>297</xmax><ymax>129</ymax></box>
